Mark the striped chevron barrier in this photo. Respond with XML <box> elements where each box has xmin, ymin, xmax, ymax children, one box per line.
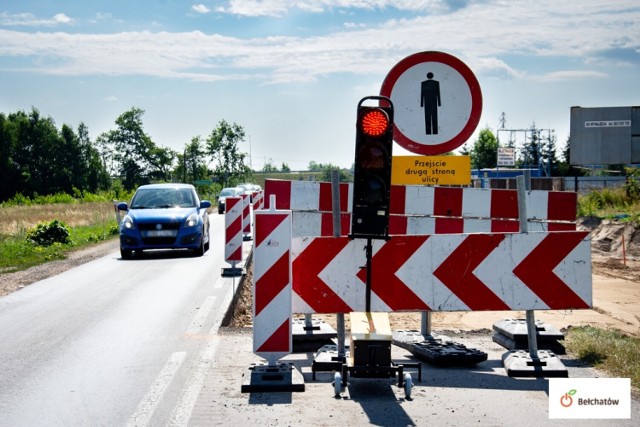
<box><xmin>224</xmin><ymin>196</ymin><xmax>243</xmax><ymax>263</ymax></box>
<box><xmin>252</xmin><ymin>190</ymin><xmax>264</xmax><ymax>211</ymax></box>
<box><xmin>253</xmin><ymin>203</ymin><xmax>292</xmax><ymax>364</ymax></box>
<box><xmin>291</xmin><ymin>232</ymin><xmax>591</xmax><ymax>314</ymax></box>
<box><xmin>242</xmin><ymin>193</ymin><xmax>251</xmax><ymax>237</ymax></box>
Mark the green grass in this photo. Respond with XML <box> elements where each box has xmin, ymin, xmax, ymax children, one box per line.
<box><xmin>564</xmin><ymin>326</ymin><xmax>640</xmax><ymax>391</ymax></box>
<box><xmin>577</xmin><ymin>187</ymin><xmax>640</xmax><ymax>222</ymax></box>
<box><xmin>0</xmin><ymin>220</ymin><xmax>118</xmax><ymax>274</ymax></box>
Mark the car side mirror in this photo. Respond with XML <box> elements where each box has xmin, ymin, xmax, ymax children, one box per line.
<box><xmin>200</xmin><ymin>200</ymin><xmax>212</xmax><ymax>209</ymax></box>
<box><xmin>117</xmin><ymin>202</ymin><xmax>129</xmax><ymax>211</ymax></box>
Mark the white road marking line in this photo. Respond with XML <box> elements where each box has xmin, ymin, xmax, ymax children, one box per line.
<box><xmin>186</xmin><ymin>296</ymin><xmax>217</xmax><ymax>334</ymax></box>
<box><xmin>167</xmin><ymin>334</ymin><xmax>220</xmax><ymax>426</ymax></box>
<box><xmin>168</xmin><ymin>276</ymin><xmax>233</xmax><ymax>426</ymax></box>
<box><xmin>127</xmin><ymin>351</ymin><xmax>186</xmax><ymax>427</ymax></box>
<box><xmin>213</xmin><ymin>278</ymin><xmax>224</xmax><ymax>289</ymax></box>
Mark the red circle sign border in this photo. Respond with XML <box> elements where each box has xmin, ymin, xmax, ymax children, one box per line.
<box><xmin>380</xmin><ymin>51</ymin><xmax>483</xmax><ymax>155</ymax></box>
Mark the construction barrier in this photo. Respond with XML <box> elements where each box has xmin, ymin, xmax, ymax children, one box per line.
<box><xmin>290</xmin><ymin>232</ymin><xmax>591</xmax><ymax>314</ymax></box>
<box><xmin>253</xmin><ymin>200</ymin><xmax>292</xmax><ymax>364</ymax></box>
<box><xmin>263</xmin><ymin>179</ymin><xmax>577</xmax><ymax>224</ymax></box>
<box><xmin>289</xmin><ymin>211</ymin><xmax>574</xmax><ymax>237</ymax></box>
<box><xmin>252</xmin><ymin>190</ymin><xmax>264</xmax><ymax>212</ymax></box>
<box><xmin>224</xmin><ymin>196</ymin><xmax>243</xmax><ymax>263</ymax></box>
<box><xmin>242</xmin><ymin>193</ymin><xmax>251</xmax><ymax>238</ymax></box>
<box><xmin>252</xmin><ymin>179</ymin><xmax>591</xmax><ymax>371</ymax></box>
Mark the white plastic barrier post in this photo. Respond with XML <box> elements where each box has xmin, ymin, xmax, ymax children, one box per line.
<box><xmin>242</xmin><ymin>193</ymin><xmax>251</xmax><ymax>239</ymax></box>
<box><xmin>224</xmin><ymin>196</ymin><xmax>243</xmax><ymax>265</ymax></box>
<box><xmin>253</xmin><ymin>195</ymin><xmax>292</xmax><ymax>365</ymax></box>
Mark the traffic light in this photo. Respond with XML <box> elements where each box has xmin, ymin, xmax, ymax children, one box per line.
<box><xmin>350</xmin><ymin>96</ymin><xmax>394</xmax><ymax>239</ymax></box>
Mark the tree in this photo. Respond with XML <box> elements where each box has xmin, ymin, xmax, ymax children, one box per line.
<box><xmin>307</xmin><ymin>161</ymin><xmax>351</xmax><ymax>182</ymax></box>
<box><xmin>261</xmin><ymin>159</ymin><xmax>278</xmax><ymax>173</ymax></box>
<box><xmin>77</xmin><ymin>122</ymin><xmax>111</xmax><ymax>193</ymax></box>
<box><xmin>516</xmin><ymin>124</ymin><xmax>562</xmax><ymax>176</ymax></box>
<box><xmin>542</xmin><ymin>131</ymin><xmax>561</xmax><ymax>176</ymax></box>
<box><xmin>0</xmin><ymin>109</ymin><xmax>111</xmax><ymax>201</ymax></box>
<box><xmin>518</xmin><ymin>123</ymin><xmax>541</xmax><ymax>170</ymax></box>
<box><xmin>147</xmin><ymin>145</ymin><xmax>176</xmax><ymax>183</ymax></box>
<box><xmin>280</xmin><ymin>162</ymin><xmax>291</xmax><ymax>172</ymax></box>
<box><xmin>0</xmin><ymin>113</ymin><xmax>19</xmax><ymax>201</ymax></box>
<box><xmin>206</xmin><ymin>120</ymin><xmax>249</xmax><ymax>187</ymax></box>
<box><xmin>467</xmin><ymin>127</ymin><xmax>497</xmax><ymax>169</ymax></box>
<box><xmin>98</xmin><ymin>107</ymin><xmax>172</xmax><ymax>190</ymax></box>
<box><xmin>177</xmin><ymin>136</ymin><xmax>209</xmax><ymax>183</ymax></box>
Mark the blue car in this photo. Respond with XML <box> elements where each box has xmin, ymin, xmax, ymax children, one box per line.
<box><xmin>118</xmin><ymin>183</ymin><xmax>211</xmax><ymax>259</ymax></box>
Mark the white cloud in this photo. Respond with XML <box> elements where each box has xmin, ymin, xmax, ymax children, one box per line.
<box><xmin>0</xmin><ymin>1</ymin><xmax>637</xmax><ymax>85</ymax></box>
<box><xmin>217</xmin><ymin>0</ymin><xmax>445</xmax><ymax>17</ymax></box>
<box><xmin>192</xmin><ymin>4</ymin><xmax>211</xmax><ymax>14</ymax></box>
<box><xmin>536</xmin><ymin>70</ymin><xmax>607</xmax><ymax>83</ymax></box>
<box><xmin>217</xmin><ymin>0</ymin><xmax>288</xmax><ymax>17</ymax></box>
<box><xmin>0</xmin><ymin>12</ymin><xmax>74</xmax><ymax>27</ymax></box>
<box><xmin>52</xmin><ymin>13</ymin><xmax>73</xmax><ymax>25</ymax></box>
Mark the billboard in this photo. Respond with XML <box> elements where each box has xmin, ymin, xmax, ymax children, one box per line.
<box><xmin>497</xmin><ymin>147</ymin><xmax>516</xmax><ymax>166</ymax></box>
<box><xmin>570</xmin><ymin>106</ymin><xmax>640</xmax><ymax>165</ymax></box>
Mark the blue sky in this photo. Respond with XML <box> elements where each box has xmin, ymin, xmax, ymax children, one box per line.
<box><xmin>1</xmin><ymin>1</ymin><xmax>639</xmax><ymax>171</ymax></box>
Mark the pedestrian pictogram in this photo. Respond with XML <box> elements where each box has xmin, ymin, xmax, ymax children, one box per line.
<box><xmin>421</xmin><ymin>72</ymin><xmax>441</xmax><ymax>135</ymax></box>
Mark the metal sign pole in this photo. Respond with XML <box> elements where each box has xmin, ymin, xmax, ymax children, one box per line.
<box><xmin>331</xmin><ymin>170</ymin><xmax>346</xmax><ymax>360</ymax></box>
<box><xmin>365</xmin><ymin>237</ymin><xmax>373</xmax><ymax>312</ymax></box>
<box><xmin>517</xmin><ymin>172</ymin><xmax>539</xmax><ymax>359</ymax></box>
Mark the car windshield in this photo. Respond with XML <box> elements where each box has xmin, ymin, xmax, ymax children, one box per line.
<box><xmin>219</xmin><ymin>188</ymin><xmax>237</xmax><ymax>197</ymax></box>
<box><xmin>130</xmin><ymin>188</ymin><xmax>197</xmax><ymax>209</ymax></box>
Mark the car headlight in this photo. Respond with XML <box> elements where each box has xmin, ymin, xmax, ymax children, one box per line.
<box><xmin>122</xmin><ymin>215</ymin><xmax>135</xmax><ymax>230</ymax></box>
<box><xmin>185</xmin><ymin>213</ymin><xmax>199</xmax><ymax>228</ymax></box>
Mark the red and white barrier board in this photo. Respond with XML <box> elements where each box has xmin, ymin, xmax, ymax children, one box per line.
<box><xmin>263</xmin><ymin>179</ymin><xmax>577</xmax><ymax>223</ymax></box>
<box><xmin>242</xmin><ymin>193</ymin><xmax>251</xmax><ymax>237</ymax></box>
<box><xmin>252</xmin><ymin>191</ymin><xmax>264</xmax><ymax>211</ymax></box>
<box><xmin>264</xmin><ymin>179</ymin><xmax>352</xmax><ymax>212</ymax></box>
<box><xmin>224</xmin><ymin>197</ymin><xmax>243</xmax><ymax>263</ymax></box>
<box><xmin>290</xmin><ymin>211</ymin><xmax>575</xmax><ymax>237</ymax></box>
<box><xmin>253</xmin><ymin>204</ymin><xmax>292</xmax><ymax>364</ymax></box>
<box><xmin>291</xmin><ymin>232</ymin><xmax>591</xmax><ymax>314</ymax></box>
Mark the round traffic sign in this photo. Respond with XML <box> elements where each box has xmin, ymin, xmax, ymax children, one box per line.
<box><xmin>380</xmin><ymin>51</ymin><xmax>482</xmax><ymax>155</ymax></box>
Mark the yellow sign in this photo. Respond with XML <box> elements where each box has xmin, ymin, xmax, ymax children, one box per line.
<box><xmin>391</xmin><ymin>155</ymin><xmax>471</xmax><ymax>186</ymax></box>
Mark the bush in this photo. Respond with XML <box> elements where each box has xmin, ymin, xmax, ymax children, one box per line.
<box><xmin>564</xmin><ymin>326</ymin><xmax>640</xmax><ymax>390</ymax></box>
<box><xmin>26</xmin><ymin>219</ymin><xmax>72</xmax><ymax>247</ymax></box>
<box><xmin>625</xmin><ymin>177</ymin><xmax>640</xmax><ymax>201</ymax></box>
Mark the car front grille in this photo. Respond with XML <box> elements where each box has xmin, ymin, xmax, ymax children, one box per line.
<box><xmin>138</xmin><ymin>223</ymin><xmax>181</xmax><ymax>231</ymax></box>
<box><xmin>138</xmin><ymin>222</ymin><xmax>180</xmax><ymax>246</ymax></box>
<box><xmin>141</xmin><ymin>236</ymin><xmax>178</xmax><ymax>245</ymax></box>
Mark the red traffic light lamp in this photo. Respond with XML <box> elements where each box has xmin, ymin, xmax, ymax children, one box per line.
<box><xmin>350</xmin><ymin>96</ymin><xmax>394</xmax><ymax>240</ymax></box>
<box><xmin>360</xmin><ymin>109</ymin><xmax>389</xmax><ymax>137</ymax></box>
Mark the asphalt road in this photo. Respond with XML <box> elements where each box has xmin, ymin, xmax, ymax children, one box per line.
<box><xmin>0</xmin><ymin>213</ymin><xmax>248</xmax><ymax>426</ymax></box>
<box><xmin>0</xmin><ymin>212</ymin><xmax>637</xmax><ymax>426</ymax></box>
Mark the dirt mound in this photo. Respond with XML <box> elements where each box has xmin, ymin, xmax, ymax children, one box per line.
<box><xmin>578</xmin><ymin>217</ymin><xmax>640</xmax><ymax>259</ymax></box>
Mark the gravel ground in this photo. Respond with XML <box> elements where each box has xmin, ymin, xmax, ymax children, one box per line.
<box><xmin>0</xmin><ymin>238</ymin><xmax>119</xmax><ymax>298</ymax></box>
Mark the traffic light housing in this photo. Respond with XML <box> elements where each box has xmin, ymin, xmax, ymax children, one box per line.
<box><xmin>351</xmin><ymin>96</ymin><xmax>394</xmax><ymax>239</ymax></box>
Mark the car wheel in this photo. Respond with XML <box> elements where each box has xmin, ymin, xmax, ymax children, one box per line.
<box><xmin>204</xmin><ymin>224</ymin><xmax>210</xmax><ymax>251</ymax></box>
<box><xmin>193</xmin><ymin>237</ymin><xmax>205</xmax><ymax>257</ymax></box>
<box><xmin>120</xmin><ymin>248</ymin><xmax>133</xmax><ymax>260</ymax></box>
